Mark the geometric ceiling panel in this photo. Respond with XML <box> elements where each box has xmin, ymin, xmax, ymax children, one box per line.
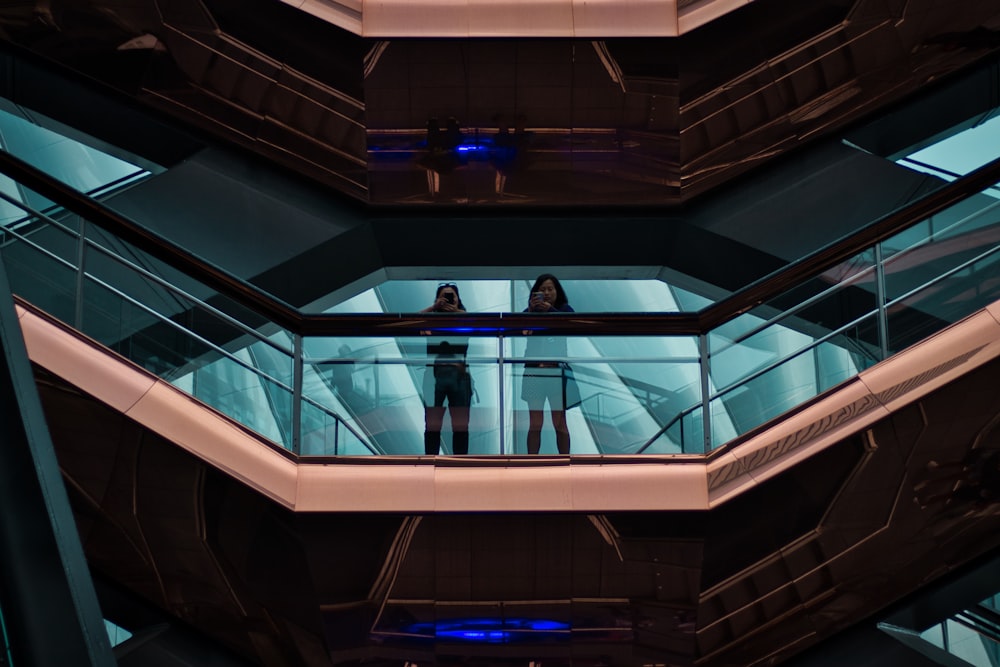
<box><xmin>1</xmin><ymin>0</ymin><xmax>999</xmax><ymax>206</ymax></box>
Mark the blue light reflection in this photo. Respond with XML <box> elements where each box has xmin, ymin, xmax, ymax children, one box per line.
<box><xmin>403</xmin><ymin>618</ymin><xmax>570</xmax><ymax>644</ymax></box>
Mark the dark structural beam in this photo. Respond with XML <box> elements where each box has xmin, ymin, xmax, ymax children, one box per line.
<box><xmin>0</xmin><ymin>255</ymin><xmax>115</xmax><ymax>666</ymax></box>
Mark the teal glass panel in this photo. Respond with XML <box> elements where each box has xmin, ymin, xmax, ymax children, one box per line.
<box><xmin>707</xmin><ymin>248</ymin><xmax>879</xmax><ymax>448</ymax></box>
<box><xmin>79</xmin><ymin>270</ymin><xmax>246</xmax><ymax>377</ymax></box>
<box><xmin>0</xmin><ymin>219</ymin><xmax>79</xmax><ymax>324</ymax></box>
<box><xmin>707</xmin><ymin>314</ymin><xmax>877</xmax><ymax>447</ymax></box>
<box><xmin>304</xmin><ymin>336</ymin><xmax>430</xmax><ymax>455</ymax></box>
<box><xmin>506</xmin><ymin>335</ymin><xmax>700</xmax><ymax>455</ymax></box>
<box><xmin>300</xmin><ymin>396</ymin><xmax>375</xmax><ymax>456</ymax></box>
<box><xmin>709</xmin><ymin>356</ymin><xmax>817</xmax><ymax>449</ymax></box>
<box><xmin>79</xmin><ymin>273</ymin><xmax>295</xmax><ymax>448</ymax></box>
<box><xmin>0</xmin><ymin>108</ymin><xmax>152</xmax><ymax>198</ymax></box>
<box><xmin>920</xmin><ymin>619</ymin><xmax>998</xmax><ymax>666</ymax></box>
<box><xmin>0</xmin><ymin>186</ymin><xmax>82</xmax><ymax>266</ymax></box>
<box><xmin>331</xmin><ymin>358</ymin><xmax>424</xmax><ymax>454</ymax></box>
<box><xmin>899</xmin><ymin>113</ymin><xmax>1000</xmax><ymax>180</ymax></box>
<box><xmin>104</xmin><ymin>620</ymin><xmax>132</xmax><ymax>647</ymax></box>
<box><xmin>170</xmin><ymin>349</ymin><xmax>290</xmax><ymax>448</ymax></box>
<box><xmin>887</xmin><ymin>249</ymin><xmax>1000</xmax><ymax>353</ymax></box>
<box><xmin>714</xmin><ymin>251</ymin><xmax>878</xmax><ymax>356</ymax></box>
<box><xmin>882</xmin><ymin>186</ymin><xmax>1000</xmax><ymax>353</ymax></box>
<box><xmin>642</xmin><ymin>403</ymin><xmax>704</xmax><ymax>454</ymax></box>
<box><xmin>0</xmin><ymin>170</ymin><xmax>32</xmax><ymax>226</ymax></box>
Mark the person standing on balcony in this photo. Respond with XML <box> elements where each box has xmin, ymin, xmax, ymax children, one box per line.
<box><xmin>421</xmin><ymin>283</ymin><xmax>472</xmax><ymax>455</ymax></box>
<box><xmin>521</xmin><ymin>273</ymin><xmax>576</xmax><ymax>455</ymax></box>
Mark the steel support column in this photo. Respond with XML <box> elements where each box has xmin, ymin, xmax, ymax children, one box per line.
<box><xmin>0</xmin><ymin>256</ymin><xmax>115</xmax><ymax>666</ymax></box>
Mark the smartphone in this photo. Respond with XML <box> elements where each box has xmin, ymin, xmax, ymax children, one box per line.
<box><xmin>532</xmin><ymin>292</ymin><xmax>544</xmax><ymax>301</ymax></box>
<box><xmin>443</xmin><ymin>293</ymin><xmax>455</xmax><ymax>304</ymax></box>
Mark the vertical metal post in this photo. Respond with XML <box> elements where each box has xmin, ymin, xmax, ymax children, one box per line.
<box><xmin>292</xmin><ymin>333</ymin><xmax>303</xmax><ymax>455</ymax></box>
<box><xmin>334</xmin><ymin>415</ymin><xmax>340</xmax><ymax>457</ymax></box>
<box><xmin>74</xmin><ymin>217</ymin><xmax>87</xmax><ymax>331</ymax></box>
<box><xmin>875</xmin><ymin>242</ymin><xmax>890</xmax><ymax>360</ymax></box>
<box><xmin>699</xmin><ymin>333</ymin><xmax>712</xmax><ymax>454</ymax></box>
<box><xmin>0</xmin><ymin>256</ymin><xmax>116</xmax><ymax>666</ymax></box>
<box><xmin>498</xmin><ymin>333</ymin><xmax>506</xmax><ymax>455</ymax></box>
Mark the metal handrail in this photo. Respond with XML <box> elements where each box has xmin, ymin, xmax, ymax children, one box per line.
<box><xmin>2</xmin><ymin>148</ymin><xmax>1000</xmax><ymax>338</ymax></box>
<box><xmin>2</xmin><ymin>143</ymin><xmax>1000</xmax><ymax>456</ymax></box>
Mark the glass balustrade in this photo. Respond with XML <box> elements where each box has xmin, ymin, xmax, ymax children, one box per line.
<box><xmin>1</xmin><ymin>164</ymin><xmax>999</xmax><ymax>456</ymax></box>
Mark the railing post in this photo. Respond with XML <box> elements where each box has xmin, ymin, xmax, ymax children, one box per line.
<box><xmin>498</xmin><ymin>333</ymin><xmax>506</xmax><ymax>455</ymax></box>
<box><xmin>699</xmin><ymin>333</ymin><xmax>712</xmax><ymax>454</ymax></box>
<box><xmin>875</xmin><ymin>242</ymin><xmax>890</xmax><ymax>360</ymax></box>
<box><xmin>75</xmin><ymin>218</ymin><xmax>86</xmax><ymax>330</ymax></box>
<box><xmin>292</xmin><ymin>333</ymin><xmax>303</xmax><ymax>455</ymax></box>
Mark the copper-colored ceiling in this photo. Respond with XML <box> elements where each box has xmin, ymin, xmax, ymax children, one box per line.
<box><xmin>1</xmin><ymin>0</ymin><xmax>999</xmax><ymax>206</ymax></box>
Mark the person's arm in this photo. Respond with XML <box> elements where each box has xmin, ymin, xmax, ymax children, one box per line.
<box><xmin>421</xmin><ymin>299</ymin><xmax>464</xmax><ymax>313</ymax></box>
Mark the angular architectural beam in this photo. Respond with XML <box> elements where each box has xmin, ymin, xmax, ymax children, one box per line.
<box><xmin>0</xmin><ymin>259</ymin><xmax>115</xmax><ymax>667</ymax></box>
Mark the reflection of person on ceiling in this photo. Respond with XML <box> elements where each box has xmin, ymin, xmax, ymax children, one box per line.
<box><xmin>419</xmin><ymin>117</ymin><xmax>464</xmax><ymax>197</ymax></box>
<box><xmin>491</xmin><ymin>114</ymin><xmax>530</xmax><ymax>198</ymax></box>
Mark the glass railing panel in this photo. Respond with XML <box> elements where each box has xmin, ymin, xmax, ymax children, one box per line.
<box><xmin>881</xmin><ymin>189</ymin><xmax>1000</xmax><ymax>352</ymax></box>
<box><xmin>886</xmin><ymin>249</ymin><xmax>1000</xmax><ymax>353</ymax></box>
<box><xmin>707</xmin><ymin>311</ymin><xmax>880</xmax><ymax>448</ymax></box>
<box><xmin>641</xmin><ymin>403</ymin><xmax>704</xmax><ymax>454</ymax></box>
<box><xmin>3</xmin><ymin>141</ymin><xmax>1000</xmax><ymax>458</ymax></box>
<box><xmin>318</xmin><ymin>337</ymin><xmax>502</xmax><ymax>455</ymax></box>
<box><xmin>304</xmin><ymin>336</ymin><xmax>465</xmax><ymax>455</ymax></box>
<box><xmin>505</xmin><ymin>335</ymin><xmax>701</xmax><ymax>455</ymax></box>
<box><xmin>169</xmin><ymin>349</ymin><xmax>290</xmax><ymax>447</ymax></box>
<box><xmin>0</xmin><ymin>108</ymin><xmax>153</xmax><ymax>197</ymax></box>
<box><xmin>301</xmin><ymin>334</ymin><xmax>704</xmax><ymax>456</ymax></box>
<box><xmin>82</xmin><ymin>225</ymin><xmax>250</xmax><ymax>321</ymax></box>
<box><xmin>300</xmin><ymin>396</ymin><xmax>375</xmax><ymax>456</ymax></box>
<box><xmin>881</xmin><ymin>189</ymin><xmax>1000</xmax><ymax>293</ymax></box>
<box><xmin>710</xmin><ymin>292</ymin><xmax>878</xmax><ymax>395</ymax></box>
<box><xmin>75</xmin><ymin>255</ymin><xmax>300</xmax><ymax>449</ymax></box>
<box><xmin>713</xmin><ymin>249</ymin><xmax>878</xmax><ymax>356</ymax></box>
<box><xmin>79</xmin><ymin>270</ymin><xmax>260</xmax><ymax>374</ymax></box>
<box><xmin>1</xmin><ymin>222</ymin><xmax>80</xmax><ymax>325</ymax></box>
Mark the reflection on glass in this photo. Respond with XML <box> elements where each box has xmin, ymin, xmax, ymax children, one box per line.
<box><xmin>899</xmin><ymin>114</ymin><xmax>1000</xmax><ymax>181</ymax></box>
<box><xmin>882</xmin><ymin>187</ymin><xmax>1000</xmax><ymax>353</ymax></box>
<box><xmin>0</xmin><ymin>107</ymin><xmax>153</xmax><ymax>225</ymax></box>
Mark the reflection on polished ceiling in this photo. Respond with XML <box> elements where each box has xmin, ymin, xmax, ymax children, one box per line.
<box><xmin>1</xmin><ymin>0</ymin><xmax>999</xmax><ymax>205</ymax></box>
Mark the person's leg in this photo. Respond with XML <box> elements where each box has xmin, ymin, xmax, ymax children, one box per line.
<box><xmin>424</xmin><ymin>406</ymin><xmax>445</xmax><ymax>454</ymax></box>
<box><xmin>522</xmin><ymin>373</ymin><xmax>546</xmax><ymax>454</ymax></box>
<box><xmin>424</xmin><ymin>384</ymin><xmax>446</xmax><ymax>455</ymax></box>
<box><xmin>450</xmin><ymin>405</ymin><xmax>470</xmax><ymax>454</ymax></box>
<box><xmin>526</xmin><ymin>405</ymin><xmax>545</xmax><ymax>454</ymax></box>
<box><xmin>448</xmin><ymin>376</ymin><xmax>472</xmax><ymax>455</ymax></box>
<box><xmin>551</xmin><ymin>409</ymin><xmax>570</xmax><ymax>455</ymax></box>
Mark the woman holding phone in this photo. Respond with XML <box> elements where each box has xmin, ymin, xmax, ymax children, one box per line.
<box><xmin>421</xmin><ymin>283</ymin><xmax>472</xmax><ymax>454</ymax></box>
<box><xmin>521</xmin><ymin>273</ymin><xmax>575</xmax><ymax>454</ymax></box>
